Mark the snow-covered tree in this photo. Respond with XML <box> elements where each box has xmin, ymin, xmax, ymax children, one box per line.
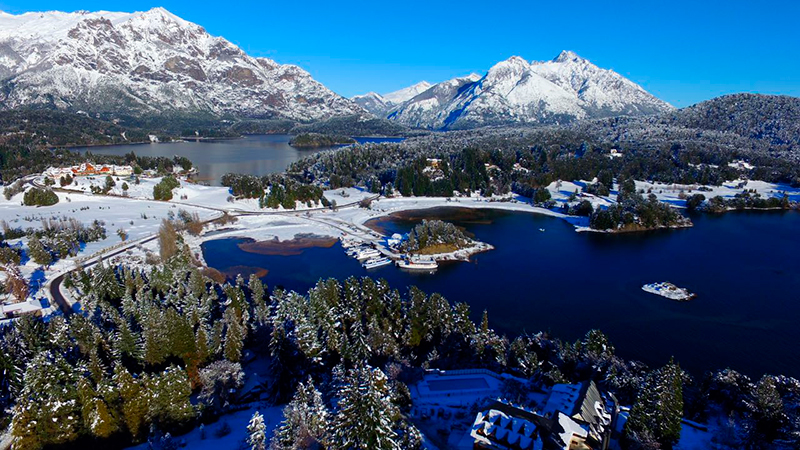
<box><xmin>11</xmin><ymin>351</ymin><xmax>82</xmax><ymax>450</ymax></box>
<box><xmin>223</xmin><ymin>308</ymin><xmax>245</xmax><ymax>362</ymax></box>
<box><xmin>247</xmin><ymin>411</ymin><xmax>267</xmax><ymax>450</ymax></box>
<box><xmin>27</xmin><ymin>234</ymin><xmax>52</xmax><ymax>266</ymax></box>
<box><xmin>198</xmin><ymin>360</ymin><xmax>244</xmax><ymax>413</ymax></box>
<box><xmin>249</xmin><ymin>274</ymin><xmax>270</xmax><ymax>331</ymax></box>
<box><xmin>626</xmin><ymin>358</ymin><xmax>684</xmax><ymax>448</ymax></box>
<box><xmin>146</xmin><ymin>365</ymin><xmax>195</xmax><ymax>429</ymax></box>
<box><xmin>114</xmin><ymin>364</ymin><xmax>150</xmax><ymax>441</ymax></box>
<box><xmin>332</xmin><ymin>365</ymin><xmax>400</xmax><ymax>450</ymax></box>
<box><xmin>272</xmin><ymin>377</ymin><xmax>330</xmax><ymax>449</ymax></box>
<box><xmin>78</xmin><ymin>378</ymin><xmax>120</xmax><ymax>439</ymax></box>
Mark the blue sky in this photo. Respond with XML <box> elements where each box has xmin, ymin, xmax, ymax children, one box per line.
<box><xmin>3</xmin><ymin>0</ymin><xmax>799</xmax><ymax>107</ymax></box>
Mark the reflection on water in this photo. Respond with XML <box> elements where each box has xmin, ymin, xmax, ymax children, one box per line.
<box><xmin>78</xmin><ymin>134</ymin><xmax>403</xmax><ymax>185</ymax></box>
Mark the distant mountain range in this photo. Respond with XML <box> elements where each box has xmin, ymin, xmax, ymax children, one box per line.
<box><xmin>1</xmin><ymin>7</ymin><xmax>768</xmax><ymax>134</ymax></box>
<box><xmin>0</xmin><ymin>8</ymin><xmax>364</xmax><ymax>121</ymax></box>
<box><xmin>352</xmin><ymin>81</ymin><xmax>435</xmax><ymax>117</ymax></box>
<box><xmin>357</xmin><ymin>51</ymin><xmax>673</xmax><ymax>129</ymax></box>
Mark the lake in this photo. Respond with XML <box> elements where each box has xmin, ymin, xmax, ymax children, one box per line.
<box><xmin>202</xmin><ymin>208</ymin><xmax>800</xmax><ymax>379</ymax></box>
<box><xmin>77</xmin><ymin>134</ymin><xmax>403</xmax><ymax>185</ymax></box>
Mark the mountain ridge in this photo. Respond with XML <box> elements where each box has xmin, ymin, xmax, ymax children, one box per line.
<box><xmin>383</xmin><ymin>52</ymin><xmax>673</xmax><ymax>130</ymax></box>
<box><xmin>0</xmin><ymin>8</ymin><xmax>365</xmax><ymax>121</ymax></box>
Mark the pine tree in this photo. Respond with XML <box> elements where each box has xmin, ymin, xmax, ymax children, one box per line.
<box><xmin>114</xmin><ymin>365</ymin><xmax>150</xmax><ymax>441</ymax></box>
<box><xmin>78</xmin><ymin>378</ymin><xmax>120</xmax><ymax>439</ymax></box>
<box><xmin>248</xmin><ymin>411</ymin><xmax>268</xmax><ymax>450</ymax></box>
<box><xmin>332</xmin><ymin>365</ymin><xmax>400</xmax><ymax>450</ymax></box>
<box><xmin>626</xmin><ymin>358</ymin><xmax>684</xmax><ymax>448</ymax></box>
<box><xmin>223</xmin><ymin>308</ymin><xmax>245</xmax><ymax>362</ymax></box>
<box><xmin>146</xmin><ymin>365</ymin><xmax>195</xmax><ymax>429</ymax></box>
<box><xmin>754</xmin><ymin>374</ymin><xmax>784</xmax><ymax>438</ymax></box>
<box><xmin>249</xmin><ymin>274</ymin><xmax>269</xmax><ymax>331</ymax></box>
<box><xmin>11</xmin><ymin>351</ymin><xmax>82</xmax><ymax>449</ymax></box>
<box><xmin>346</xmin><ymin>320</ymin><xmax>370</xmax><ymax>364</ymax></box>
<box><xmin>142</xmin><ymin>307</ymin><xmax>169</xmax><ymax>366</ymax></box>
<box><xmin>27</xmin><ymin>234</ymin><xmax>52</xmax><ymax>266</ymax></box>
<box><xmin>272</xmin><ymin>377</ymin><xmax>330</xmax><ymax>449</ymax></box>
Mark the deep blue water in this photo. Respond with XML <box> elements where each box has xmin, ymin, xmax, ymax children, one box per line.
<box><xmin>78</xmin><ymin>134</ymin><xmax>402</xmax><ymax>185</ymax></box>
<box><xmin>202</xmin><ymin>208</ymin><xmax>800</xmax><ymax>379</ymax></box>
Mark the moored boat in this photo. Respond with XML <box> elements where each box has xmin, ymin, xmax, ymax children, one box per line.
<box><xmin>396</xmin><ymin>255</ymin><xmax>438</xmax><ymax>271</ymax></box>
<box><xmin>362</xmin><ymin>257</ymin><xmax>392</xmax><ymax>269</ymax></box>
<box><xmin>354</xmin><ymin>248</ymin><xmax>381</xmax><ymax>260</ymax></box>
<box><xmin>642</xmin><ymin>282</ymin><xmax>695</xmax><ymax>301</ymax></box>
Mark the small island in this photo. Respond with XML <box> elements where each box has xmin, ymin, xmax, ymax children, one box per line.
<box><xmin>288</xmin><ymin>132</ymin><xmax>356</xmax><ymax>148</ymax></box>
<box><xmin>399</xmin><ymin>219</ymin><xmax>493</xmax><ymax>262</ymax></box>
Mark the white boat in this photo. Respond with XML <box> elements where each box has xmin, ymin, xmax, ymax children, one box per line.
<box><xmin>396</xmin><ymin>255</ymin><xmax>438</xmax><ymax>271</ymax></box>
<box><xmin>354</xmin><ymin>248</ymin><xmax>381</xmax><ymax>260</ymax></box>
<box><xmin>362</xmin><ymin>257</ymin><xmax>392</xmax><ymax>269</ymax></box>
<box><xmin>642</xmin><ymin>282</ymin><xmax>695</xmax><ymax>301</ymax></box>
<box><xmin>346</xmin><ymin>246</ymin><xmax>365</xmax><ymax>256</ymax></box>
<box><xmin>539</xmin><ymin>228</ymin><xmax>545</xmax><ymax>232</ymax></box>
<box><xmin>340</xmin><ymin>238</ymin><xmax>358</xmax><ymax>248</ymax></box>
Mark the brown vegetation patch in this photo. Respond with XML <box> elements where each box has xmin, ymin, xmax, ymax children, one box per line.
<box><xmin>200</xmin><ymin>267</ymin><xmax>227</xmax><ymax>284</ymax></box>
<box><xmin>220</xmin><ymin>265</ymin><xmax>269</xmax><ymax>280</ymax></box>
<box><xmin>237</xmin><ymin>233</ymin><xmax>337</xmax><ymax>256</ymax></box>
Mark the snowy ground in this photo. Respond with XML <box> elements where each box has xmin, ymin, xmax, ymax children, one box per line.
<box><xmin>46</xmin><ymin>175</ymin><xmax>377</xmax><ymax>213</ymax></box>
<box><xmin>635</xmin><ymin>178</ymin><xmax>800</xmax><ymax>208</ymax></box>
<box><xmin>409</xmin><ymin>369</ymin><xmax>547</xmax><ymax>450</ymax></box>
<box><xmin>675</xmin><ymin>424</ymin><xmax>714</xmax><ymax>450</ymax></box>
<box><xmin>125</xmin><ymin>404</ymin><xmax>283</xmax><ymax>450</ymax></box>
<box><xmin>0</xmin><ymin>186</ymin><xmax>217</xmax><ymax>314</ymax></box>
<box><xmin>5</xmin><ymin>175</ymin><xmax>798</xmax><ymax>319</ymax></box>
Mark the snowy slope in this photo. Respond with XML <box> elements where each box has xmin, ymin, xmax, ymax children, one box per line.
<box><xmin>352</xmin><ymin>80</ymin><xmax>433</xmax><ymax>117</ymax></box>
<box><xmin>351</xmin><ymin>92</ymin><xmax>390</xmax><ymax>116</ymax></box>
<box><xmin>385</xmin><ymin>74</ymin><xmax>482</xmax><ymax>128</ymax></box>
<box><xmin>0</xmin><ymin>8</ymin><xmax>364</xmax><ymax>121</ymax></box>
<box><xmin>389</xmin><ymin>51</ymin><xmax>673</xmax><ymax>129</ymax></box>
<box><xmin>382</xmin><ymin>81</ymin><xmax>432</xmax><ymax>104</ymax></box>
<box><xmin>531</xmin><ymin>50</ymin><xmax>672</xmax><ymax>117</ymax></box>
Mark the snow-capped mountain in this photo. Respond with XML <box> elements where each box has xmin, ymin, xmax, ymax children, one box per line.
<box><xmin>531</xmin><ymin>51</ymin><xmax>670</xmax><ymax>117</ymax></box>
<box><xmin>0</xmin><ymin>8</ymin><xmax>364</xmax><ymax>120</ymax></box>
<box><xmin>352</xmin><ymin>81</ymin><xmax>432</xmax><ymax>117</ymax></box>
<box><xmin>382</xmin><ymin>81</ymin><xmax>432</xmax><ymax>104</ymax></box>
<box><xmin>351</xmin><ymin>92</ymin><xmax>390</xmax><ymax>117</ymax></box>
<box><xmin>386</xmin><ymin>74</ymin><xmax>482</xmax><ymax>128</ymax></box>
<box><xmin>388</xmin><ymin>51</ymin><xmax>673</xmax><ymax>129</ymax></box>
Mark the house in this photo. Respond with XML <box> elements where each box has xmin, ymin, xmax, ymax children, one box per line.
<box><xmin>468</xmin><ymin>382</ymin><xmax>617</xmax><ymax>450</ymax></box>
<box><xmin>541</xmin><ymin>382</ymin><xmax>616</xmax><ymax>449</ymax></box>
<box><xmin>427</xmin><ymin>158</ymin><xmax>442</xmax><ymax>169</ymax></box>
<box><xmin>2</xmin><ymin>299</ymin><xmax>44</xmax><ymax>319</ymax></box>
<box><xmin>44</xmin><ymin>163</ymin><xmax>134</xmax><ymax>180</ymax></box>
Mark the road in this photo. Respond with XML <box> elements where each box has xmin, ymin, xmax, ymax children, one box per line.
<box><xmin>30</xmin><ymin>172</ymin><xmax>381</xmax><ymax>316</ymax></box>
<box><xmin>47</xmin><ymin>234</ymin><xmax>160</xmax><ymax>316</ymax></box>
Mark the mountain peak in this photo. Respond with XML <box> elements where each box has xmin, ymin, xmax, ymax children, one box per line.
<box><xmin>382</xmin><ymin>81</ymin><xmax>433</xmax><ymax>104</ymax></box>
<box><xmin>141</xmin><ymin>6</ymin><xmax>179</xmax><ymax>19</ymax></box>
<box><xmin>488</xmin><ymin>56</ymin><xmax>531</xmax><ymax>77</ymax></box>
<box><xmin>554</xmin><ymin>50</ymin><xmax>584</xmax><ymax>63</ymax></box>
<box><xmin>500</xmin><ymin>55</ymin><xmax>529</xmax><ymax>66</ymax></box>
<box><xmin>134</xmin><ymin>6</ymin><xmax>193</xmax><ymax>27</ymax></box>
<box><xmin>0</xmin><ymin>7</ymin><xmax>364</xmax><ymax>121</ymax></box>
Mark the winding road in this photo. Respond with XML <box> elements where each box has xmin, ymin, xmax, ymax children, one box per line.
<box><xmin>37</xmin><ymin>178</ymin><xmax>380</xmax><ymax>316</ymax></box>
